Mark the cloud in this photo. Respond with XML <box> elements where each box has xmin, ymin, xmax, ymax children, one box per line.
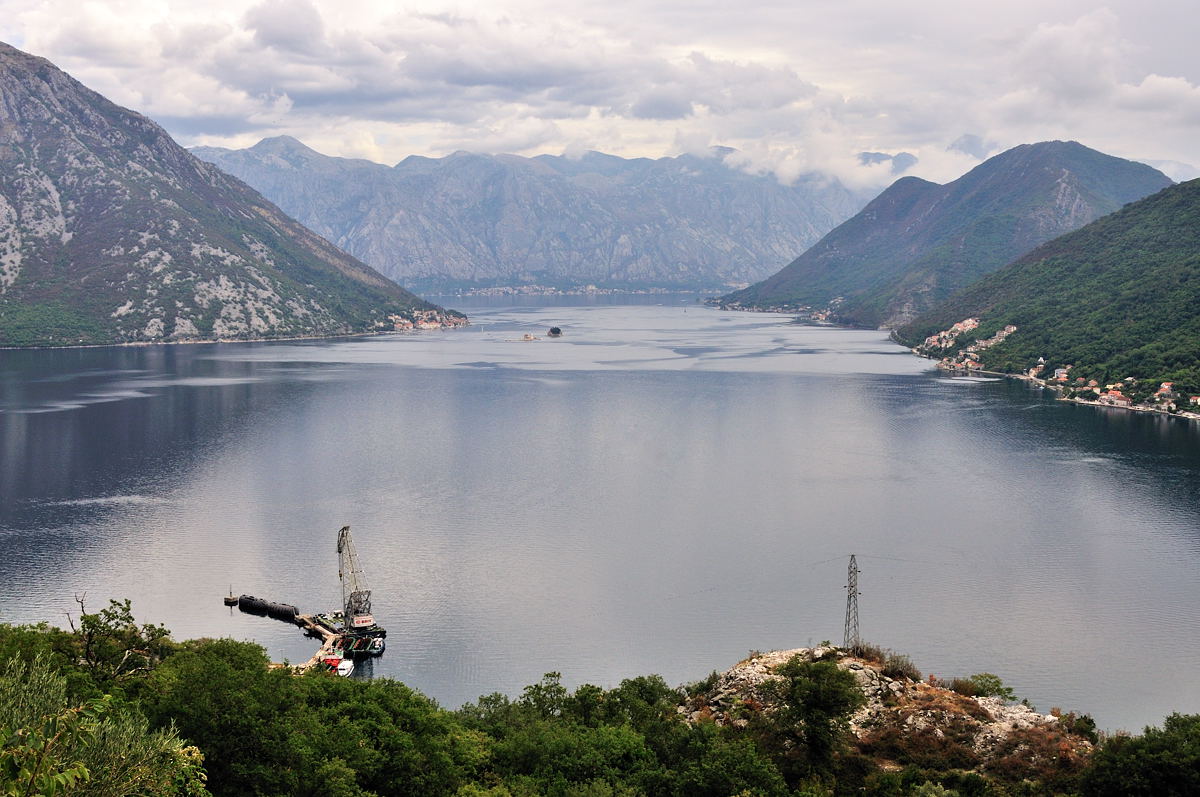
<box><xmin>948</xmin><ymin>134</ymin><xmax>998</xmax><ymax>160</ymax></box>
<box><xmin>1</xmin><ymin>0</ymin><xmax>1197</xmax><ymax>188</ymax></box>
<box><xmin>243</xmin><ymin>0</ymin><xmax>326</xmax><ymax>55</ymax></box>
<box><xmin>630</xmin><ymin>90</ymin><xmax>694</xmax><ymax>120</ymax></box>
<box><xmin>1010</xmin><ymin>9</ymin><xmax>1126</xmax><ymax>107</ymax></box>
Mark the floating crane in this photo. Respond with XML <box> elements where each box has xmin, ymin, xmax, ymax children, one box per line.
<box><xmin>337</xmin><ymin>525</ymin><xmax>376</xmax><ymax>632</ymax></box>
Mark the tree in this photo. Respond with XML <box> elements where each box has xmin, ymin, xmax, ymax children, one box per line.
<box><xmin>1081</xmin><ymin>713</ymin><xmax>1200</xmax><ymax>796</ymax></box>
<box><xmin>141</xmin><ymin>638</ymin><xmax>307</xmax><ymax>795</ymax></box>
<box><xmin>65</xmin><ymin>597</ymin><xmax>173</xmax><ymax>692</ymax></box>
<box><xmin>758</xmin><ymin>656</ymin><xmax>865</xmax><ymax>783</ymax></box>
<box><xmin>0</xmin><ymin>655</ymin><xmax>207</xmax><ymax>796</ymax></box>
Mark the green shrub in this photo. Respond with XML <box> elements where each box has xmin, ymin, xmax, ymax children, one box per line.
<box><xmin>0</xmin><ymin>655</ymin><xmax>207</xmax><ymax>796</ymax></box>
<box><xmin>1058</xmin><ymin>712</ymin><xmax>1099</xmax><ymax>744</ymax></box>
<box><xmin>948</xmin><ymin>674</ymin><xmax>1016</xmax><ymax>702</ymax></box>
<box><xmin>757</xmin><ymin>656</ymin><xmax>866</xmax><ymax>783</ymax></box>
<box><xmin>1080</xmin><ymin>713</ymin><xmax>1200</xmax><ymax>796</ymax></box>
<box><xmin>684</xmin><ymin>670</ymin><xmax>721</xmax><ymax>698</ymax></box>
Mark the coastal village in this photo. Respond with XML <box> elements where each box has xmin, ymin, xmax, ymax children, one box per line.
<box><xmin>915</xmin><ymin>317</ymin><xmax>1200</xmax><ymax>420</ymax></box>
<box><xmin>386</xmin><ymin>308</ymin><xmax>470</xmax><ymax>330</ymax></box>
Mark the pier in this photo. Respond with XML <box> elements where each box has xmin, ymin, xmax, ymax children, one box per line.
<box><xmin>294</xmin><ymin>614</ymin><xmax>340</xmax><ymax>673</ymax></box>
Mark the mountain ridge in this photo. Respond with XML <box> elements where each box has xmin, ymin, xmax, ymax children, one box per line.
<box><xmin>192</xmin><ymin>137</ymin><xmax>871</xmax><ymax>293</ymax></box>
<box><xmin>0</xmin><ymin>41</ymin><xmax>462</xmax><ymax>347</ymax></box>
<box><xmin>896</xmin><ymin>177</ymin><xmax>1200</xmax><ymax>394</ymax></box>
<box><xmin>718</xmin><ymin>141</ymin><xmax>1173</xmax><ymax>327</ymax></box>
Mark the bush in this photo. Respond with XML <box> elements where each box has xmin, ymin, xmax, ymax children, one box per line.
<box><xmin>858</xmin><ymin>724</ymin><xmax>980</xmax><ymax>772</ymax></box>
<box><xmin>757</xmin><ymin>656</ymin><xmax>866</xmax><ymax>783</ymax></box>
<box><xmin>948</xmin><ymin>674</ymin><xmax>1016</xmax><ymax>702</ymax></box>
<box><xmin>684</xmin><ymin>670</ymin><xmax>721</xmax><ymax>698</ymax></box>
<box><xmin>850</xmin><ymin>642</ymin><xmax>888</xmax><ymax>665</ymax></box>
<box><xmin>143</xmin><ymin>639</ymin><xmax>482</xmax><ymax>796</ymax></box>
<box><xmin>882</xmin><ymin>654</ymin><xmax>923</xmax><ymax>682</ymax></box>
<box><xmin>983</xmin><ymin>726</ymin><xmax>1089</xmax><ymax>792</ymax></box>
<box><xmin>0</xmin><ymin>655</ymin><xmax>207</xmax><ymax>796</ymax></box>
<box><xmin>1080</xmin><ymin>713</ymin><xmax>1200</xmax><ymax>796</ymax></box>
<box><xmin>849</xmin><ymin>643</ymin><xmax>922</xmax><ymax>682</ymax></box>
<box><xmin>1058</xmin><ymin>712</ymin><xmax>1099</xmax><ymax>744</ymax></box>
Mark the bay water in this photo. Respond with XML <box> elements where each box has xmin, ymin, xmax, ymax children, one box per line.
<box><xmin>2</xmin><ymin>297</ymin><xmax>1198</xmax><ymax>731</ymax></box>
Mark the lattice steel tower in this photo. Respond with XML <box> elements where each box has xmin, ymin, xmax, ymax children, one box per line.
<box><xmin>337</xmin><ymin>525</ymin><xmax>374</xmax><ymax>631</ymax></box>
<box><xmin>844</xmin><ymin>554</ymin><xmax>860</xmax><ymax>651</ymax></box>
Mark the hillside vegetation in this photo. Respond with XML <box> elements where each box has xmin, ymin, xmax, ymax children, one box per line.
<box><xmin>719</xmin><ymin>142</ymin><xmax>1171</xmax><ymax>328</ymax></box>
<box><xmin>897</xmin><ymin>179</ymin><xmax>1200</xmax><ymax>394</ymax></box>
<box><xmin>3</xmin><ymin>602</ymin><xmax>1198</xmax><ymax>796</ymax></box>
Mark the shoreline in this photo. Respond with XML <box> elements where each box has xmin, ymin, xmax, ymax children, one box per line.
<box><xmin>931</xmin><ymin>360</ymin><xmax>1200</xmax><ymax>423</ymax></box>
<box><xmin>0</xmin><ymin>321</ymin><xmax>469</xmax><ymax>353</ymax></box>
<box><xmin>722</xmin><ymin>306</ymin><xmax>1200</xmax><ymax>425</ymax></box>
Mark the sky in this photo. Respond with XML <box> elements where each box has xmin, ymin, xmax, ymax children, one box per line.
<box><xmin>2</xmin><ymin>0</ymin><xmax>1198</xmax><ymax>186</ymax></box>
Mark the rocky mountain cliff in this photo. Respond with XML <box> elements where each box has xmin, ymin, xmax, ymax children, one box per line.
<box><xmin>192</xmin><ymin>138</ymin><xmax>868</xmax><ymax>293</ymax></box>
<box><xmin>0</xmin><ymin>42</ymin><xmax>461</xmax><ymax>347</ymax></box>
<box><xmin>718</xmin><ymin>141</ymin><xmax>1172</xmax><ymax>327</ymax></box>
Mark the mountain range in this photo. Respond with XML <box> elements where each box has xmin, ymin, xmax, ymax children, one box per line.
<box><xmin>897</xmin><ymin>177</ymin><xmax>1199</xmax><ymax>392</ymax></box>
<box><xmin>0</xmin><ymin>42</ymin><xmax>460</xmax><ymax>347</ymax></box>
<box><xmin>718</xmin><ymin>141</ymin><xmax>1173</xmax><ymax>328</ymax></box>
<box><xmin>191</xmin><ymin>138</ymin><xmax>869</xmax><ymax>293</ymax></box>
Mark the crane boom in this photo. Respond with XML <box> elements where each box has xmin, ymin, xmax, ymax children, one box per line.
<box><xmin>337</xmin><ymin>525</ymin><xmax>374</xmax><ymax>631</ymax></box>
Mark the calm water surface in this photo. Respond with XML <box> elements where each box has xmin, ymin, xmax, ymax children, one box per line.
<box><xmin>2</xmin><ymin>298</ymin><xmax>1199</xmax><ymax>731</ymax></box>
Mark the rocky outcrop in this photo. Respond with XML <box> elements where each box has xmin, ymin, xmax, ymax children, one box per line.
<box><xmin>685</xmin><ymin>647</ymin><xmax>1094</xmax><ymax>775</ymax></box>
<box><xmin>0</xmin><ymin>41</ymin><xmax>462</xmax><ymax>347</ymax></box>
<box><xmin>193</xmin><ymin>138</ymin><xmax>869</xmax><ymax>293</ymax></box>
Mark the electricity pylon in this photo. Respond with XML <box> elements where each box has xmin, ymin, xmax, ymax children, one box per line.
<box><xmin>844</xmin><ymin>554</ymin><xmax>860</xmax><ymax>651</ymax></box>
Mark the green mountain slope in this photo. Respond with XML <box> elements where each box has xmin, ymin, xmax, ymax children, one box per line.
<box><xmin>897</xmin><ymin>179</ymin><xmax>1200</xmax><ymax>392</ymax></box>
<box><xmin>0</xmin><ymin>42</ymin><xmax>462</xmax><ymax>347</ymax></box>
<box><xmin>719</xmin><ymin>142</ymin><xmax>1172</xmax><ymax>328</ymax></box>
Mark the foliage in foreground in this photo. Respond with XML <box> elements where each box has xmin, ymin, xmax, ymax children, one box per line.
<box><xmin>1080</xmin><ymin>713</ymin><xmax>1200</xmax><ymax>797</ymax></box>
<box><xmin>1</xmin><ymin>602</ymin><xmax>1199</xmax><ymax>795</ymax></box>
<box><xmin>0</xmin><ymin>655</ymin><xmax>206</xmax><ymax>796</ymax></box>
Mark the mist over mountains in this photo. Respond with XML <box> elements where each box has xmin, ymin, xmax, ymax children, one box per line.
<box><xmin>719</xmin><ymin>141</ymin><xmax>1173</xmax><ymax>327</ymax></box>
<box><xmin>192</xmin><ymin>137</ymin><xmax>871</xmax><ymax>294</ymax></box>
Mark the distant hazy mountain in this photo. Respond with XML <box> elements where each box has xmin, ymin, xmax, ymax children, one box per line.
<box><xmin>719</xmin><ymin>141</ymin><xmax>1173</xmax><ymax>327</ymax></box>
<box><xmin>897</xmin><ymin>178</ymin><xmax>1198</xmax><ymax>391</ymax></box>
<box><xmin>192</xmin><ymin>138</ymin><xmax>868</xmax><ymax>293</ymax></box>
<box><xmin>0</xmin><ymin>42</ymin><xmax>459</xmax><ymax>347</ymax></box>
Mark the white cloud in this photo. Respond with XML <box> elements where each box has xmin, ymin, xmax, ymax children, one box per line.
<box><xmin>1</xmin><ymin>0</ymin><xmax>1197</xmax><ymax>187</ymax></box>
